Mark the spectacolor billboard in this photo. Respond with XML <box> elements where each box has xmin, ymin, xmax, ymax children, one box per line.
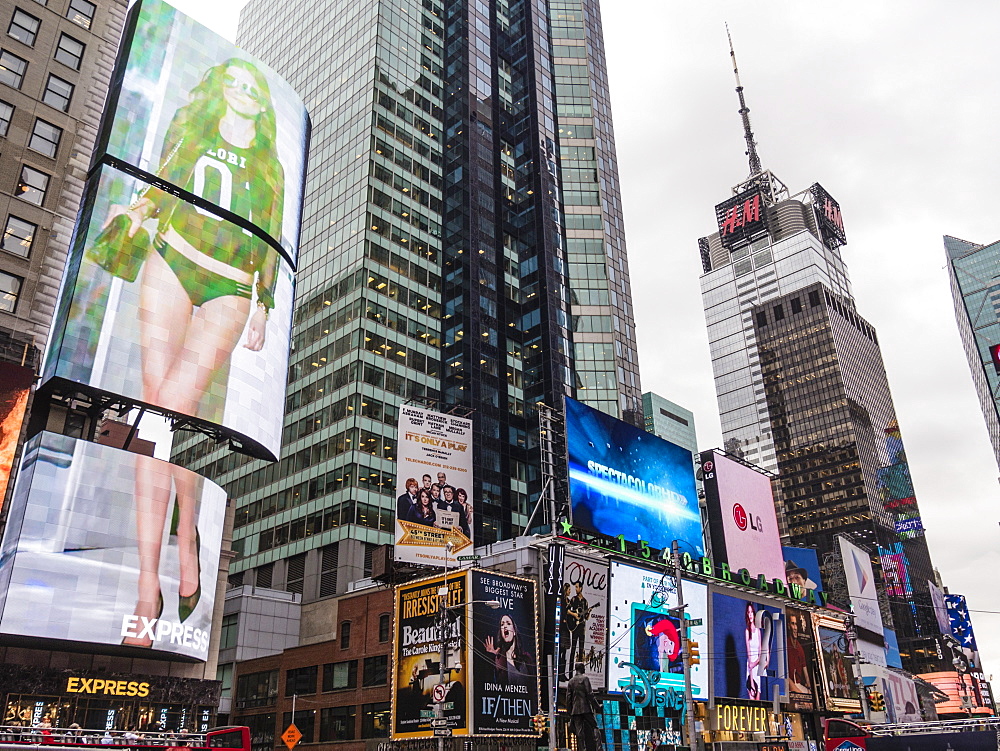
<box><xmin>701</xmin><ymin>451</ymin><xmax>784</xmax><ymax>582</ymax></box>
<box><xmin>0</xmin><ymin>432</ymin><xmax>225</xmax><ymax>660</ymax></box>
<box><xmin>565</xmin><ymin>397</ymin><xmax>702</xmax><ymax>555</ymax></box>
<box><xmin>786</xmin><ymin>609</ymin><xmax>816</xmax><ymax>710</ymax></box>
<box><xmin>101</xmin><ymin>0</ymin><xmax>307</xmax><ymax>267</ymax></box>
<box><xmin>559</xmin><ymin>553</ymin><xmax>608</xmax><ymax>689</ymax></box>
<box><xmin>607</xmin><ymin>562</ymin><xmax>709</xmax><ymax>702</ymax></box>
<box><xmin>838</xmin><ymin>537</ymin><xmax>884</xmax><ymax>636</ymax></box>
<box><xmin>393</xmin><ymin>405</ymin><xmax>474</xmax><ymax>566</ymax></box>
<box><xmin>41</xmin><ymin>0</ymin><xmax>308</xmax><ymax>462</ymax></box>
<box><xmin>469</xmin><ymin>570</ymin><xmax>539</xmax><ymax>735</ymax></box>
<box><xmin>710</xmin><ymin>592</ymin><xmax>784</xmax><ymax>702</ymax></box>
<box><xmin>392</xmin><ymin>572</ymin><xmax>469</xmax><ymax>739</ymax></box>
<box><xmin>0</xmin><ymin>362</ymin><xmax>33</xmax><ymax>507</ymax></box>
<box><xmin>44</xmin><ymin>165</ymin><xmax>294</xmax><ymax>461</ymax></box>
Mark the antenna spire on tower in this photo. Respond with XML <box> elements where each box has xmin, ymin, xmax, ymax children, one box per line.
<box><xmin>726</xmin><ymin>24</ymin><xmax>762</xmax><ymax>178</ymax></box>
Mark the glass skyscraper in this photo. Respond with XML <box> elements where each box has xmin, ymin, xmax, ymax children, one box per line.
<box><xmin>699</xmin><ymin>171</ymin><xmax>940</xmax><ymax>665</ymax></box>
<box><xmin>174</xmin><ymin>0</ymin><xmax>641</xmax><ymax>600</ymax></box>
<box><xmin>945</xmin><ymin>235</ymin><xmax>1000</xmax><ymax>472</ymax></box>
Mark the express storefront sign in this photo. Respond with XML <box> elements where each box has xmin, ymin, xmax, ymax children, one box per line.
<box><xmin>66</xmin><ymin>677</ymin><xmax>150</xmax><ymax>697</ymax></box>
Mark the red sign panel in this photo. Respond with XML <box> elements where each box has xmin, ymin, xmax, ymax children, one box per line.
<box><xmin>0</xmin><ymin>362</ymin><xmax>33</xmax><ymax>509</ymax></box>
<box><xmin>990</xmin><ymin>343</ymin><xmax>1000</xmax><ymax>375</ymax></box>
<box><xmin>715</xmin><ymin>188</ymin><xmax>768</xmax><ymax>249</ymax></box>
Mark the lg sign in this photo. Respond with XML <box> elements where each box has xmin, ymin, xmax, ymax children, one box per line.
<box><xmin>732</xmin><ymin>503</ymin><xmax>764</xmax><ymax>533</ymax></box>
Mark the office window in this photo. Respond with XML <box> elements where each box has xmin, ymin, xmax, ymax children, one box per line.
<box><xmin>378</xmin><ymin>613</ymin><xmax>390</xmax><ymax>642</ymax></box>
<box><xmin>16</xmin><ymin>165</ymin><xmax>48</xmax><ymax>205</ymax></box>
<box><xmin>0</xmin><ymin>49</ymin><xmax>27</xmax><ymax>88</ymax></box>
<box><xmin>318</xmin><ymin>706</ymin><xmax>355</xmax><ymax>742</ymax></box>
<box><xmin>340</xmin><ymin>620</ymin><xmax>350</xmax><ymax>649</ymax></box>
<box><xmin>322</xmin><ymin>660</ymin><xmax>357</xmax><ymax>691</ymax></box>
<box><xmin>54</xmin><ymin>33</ymin><xmax>84</xmax><ymax>69</ymax></box>
<box><xmin>234</xmin><ymin>670</ymin><xmax>278</xmax><ymax>710</ymax></box>
<box><xmin>42</xmin><ymin>74</ymin><xmax>73</xmax><ymax>111</ymax></box>
<box><xmin>361</xmin><ymin>702</ymin><xmax>390</xmax><ymax>738</ymax></box>
<box><xmin>8</xmin><ymin>10</ymin><xmax>39</xmax><ymax>46</ymax></box>
<box><xmin>0</xmin><ymin>270</ymin><xmax>23</xmax><ymax>312</ymax></box>
<box><xmin>219</xmin><ymin>613</ymin><xmax>238</xmax><ymax>650</ymax></box>
<box><xmin>284</xmin><ymin>665</ymin><xmax>317</xmax><ymax>696</ymax></box>
<box><xmin>1</xmin><ymin>215</ymin><xmax>35</xmax><ymax>257</ymax></box>
<box><xmin>66</xmin><ymin>0</ymin><xmax>95</xmax><ymax>29</ymax></box>
<box><xmin>28</xmin><ymin>119</ymin><xmax>61</xmax><ymax>157</ymax></box>
<box><xmin>362</xmin><ymin>655</ymin><xmax>388</xmax><ymax>687</ymax></box>
<box><xmin>0</xmin><ymin>100</ymin><xmax>12</xmax><ymax>135</ymax></box>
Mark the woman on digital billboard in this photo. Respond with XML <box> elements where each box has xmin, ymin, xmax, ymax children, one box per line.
<box><xmin>116</xmin><ymin>59</ymin><xmax>283</xmax><ymax>644</ymax></box>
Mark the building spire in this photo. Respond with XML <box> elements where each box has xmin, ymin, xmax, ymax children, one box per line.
<box><xmin>726</xmin><ymin>24</ymin><xmax>762</xmax><ymax>177</ymax></box>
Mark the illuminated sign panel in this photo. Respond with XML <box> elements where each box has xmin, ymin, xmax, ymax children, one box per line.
<box><xmin>44</xmin><ymin>165</ymin><xmax>294</xmax><ymax>461</ymax></box>
<box><xmin>0</xmin><ymin>362</ymin><xmax>32</xmax><ymax>507</ymax></box>
<box><xmin>715</xmin><ymin>188</ymin><xmax>768</xmax><ymax>249</ymax></box>
<box><xmin>0</xmin><ymin>432</ymin><xmax>225</xmax><ymax>661</ymax></box>
<box><xmin>100</xmin><ymin>0</ymin><xmax>308</xmax><ymax>268</ymax></box>
<box><xmin>393</xmin><ymin>405</ymin><xmax>474</xmax><ymax>566</ymax></box>
<box><xmin>559</xmin><ymin>553</ymin><xmax>608</xmax><ymax>690</ymax></box>
<box><xmin>786</xmin><ymin>609</ymin><xmax>816</xmax><ymax>711</ymax></box>
<box><xmin>607</xmin><ymin>562</ymin><xmax>709</xmax><ymax>703</ymax></box>
<box><xmin>469</xmin><ymin>570</ymin><xmax>539</xmax><ymax>735</ymax></box>
<box><xmin>814</xmin><ymin>616</ymin><xmax>860</xmax><ymax>710</ymax></box>
<box><xmin>565</xmin><ymin>397</ymin><xmax>703</xmax><ymax>555</ymax></box>
<box><xmin>392</xmin><ymin>573</ymin><xmax>469</xmax><ymax>739</ymax></box>
<box><xmin>710</xmin><ymin>592</ymin><xmax>785</xmax><ymax>702</ymax></box>
<box><xmin>701</xmin><ymin>451</ymin><xmax>784</xmax><ymax>582</ymax></box>
<box><xmin>809</xmin><ymin>183</ymin><xmax>847</xmax><ymax>249</ymax></box>
<box><xmin>838</xmin><ymin>537</ymin><xmax>884</xmax><ymax>636</ymax></box>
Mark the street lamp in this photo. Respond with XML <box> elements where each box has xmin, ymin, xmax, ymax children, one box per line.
<box><xmin>434</xmin><ymin>587</ymin><xmax>500</xmax><ymax>751</ymax></box>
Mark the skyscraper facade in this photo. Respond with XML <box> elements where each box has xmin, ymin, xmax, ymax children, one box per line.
<box><xmin>944</xmin><ymin>235</ymin><xmax>1000</xmax><ymax>471</ymax></box>
<box><xmin>698</xmin><ymin>66</ymin><xmax>939</xmax><ymax>661</ymax></box>
<box><xmin>175</xmin><ymin>0</ymin><xmax>641</xmax><ymax>601</ymax></box>
<box><xmin>642</xmin><ymin>392</ymin><xmax>696</xmax><ymax>455</ymax></box>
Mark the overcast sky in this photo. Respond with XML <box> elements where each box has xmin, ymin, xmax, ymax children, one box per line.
<box><xmin>169</xmin><ymin>0</ymin><xmax>1000</xmax><ymax>678</ymax></box>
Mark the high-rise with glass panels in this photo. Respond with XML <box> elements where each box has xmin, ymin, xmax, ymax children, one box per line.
<box><xmin>174</xmin><ymin>0</ymin><xmax>641</xmax><ymax>601</ymax></box>
<box><xmin>698</xmin><ymin>60</ymin><xmax>940</xmax><ymax>666</ymax></box>
<box><xmin>945</xmin><ymin>235</ymin><xmax>1000</xmax><ymax>472</ymax></box>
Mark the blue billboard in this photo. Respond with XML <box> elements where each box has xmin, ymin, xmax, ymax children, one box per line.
<box><xmin>711</xmin><ymin>592</ymin><xmax>784</xmax><ymax>702</ymax></box>
<box><xmin>781</xmin><ymin>545</ymin><xmax>823</xmax><ymax>594</ymax></box>
<box><xmin>565</xmin><ymin>397</ymin><xmax>702</xmax><ymax>554</ymax></box>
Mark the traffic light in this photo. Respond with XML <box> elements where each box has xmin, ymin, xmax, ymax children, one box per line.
<box><xmin>868</xmin><ymin>690</ymin><xmax>886</xmax><ymax>712</ymax></box>
<box><xmin>532</xmin><ymin>714</ymin><xmax>548</xmax><ymax>734</ymax></box>
<box><xmin>687</xmin><ymin>641</ymin><xmax>701</xmax><ymax>666</ymax></box>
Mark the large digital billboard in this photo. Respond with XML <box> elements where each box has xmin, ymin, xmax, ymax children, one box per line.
<box><xmin>701</xmin><ymin>451</ymin><xmax>784</xmax><ymax>581</ymax></box>
<box><xmin>565</xmin><ymin>397</ymin><xmax>702</xmax><ymax>555</ymax></box>
<box><xmin>469</xmin><ymin>570</ymin><xmax>539</xmax><ymax>735</ymax></box>
<box><xmin>715</xmin><ymin>187</ymin><xmax>768</xmax><ymax>249</ymax></box>
<box><xmin>607</xmin><ymin>562</ymin><xmax>709</xmax><ymax>701</ymax></box>
<box><xmin>393</xmin><ymin>405</ymin><xmax>474</xmax><ymax>566</ymax></box>
<box><xmin>100</xmin><ymin>0</ymin><xmax>308</xmax><ymax>268</ymax></box>
<box><xmin>392</xmin><ymin>572</ymin><xmax>469</xmax><ymax>739</ymax></box>
<box><xmin>786</xmin><ymin>609</ymin><xmax>816</xmax><ymax>710</ymax></box>
<box><xmin>0</xmin><ymin>362</ymin><xmax>33</xmax><ymax>507</ymax></box>
<box><xmin>838</xmin><ymin>537</ymin><xmax>883</xmax><ymax>636</ymax></box>
<box><xmin>814</xmin><ymin>615</ymin><xmax>860</xmax><ymax>710</ymax></box>
<box><xmin>43</xmin><ymin>164</ymin><xmax>294</xmax><ymax>461</ymax></box>
<box><xmin>0</xmin><ymin>432</ymin><xmax>225</xmax><ymax>661</ymax></box>
<box><xmin>558</xmin><ymin>553</ymin><xmax>608</xmax><ymax>690</ymax></box>
<box><xmin>710</xmin><ymin>592</ymin><xmax>784</xmax><ymax>702</ymax></box>
<box><xmin>782</xmin><ymin>545</ymin><xmax>823</xmax><ymax>594</ymax></box>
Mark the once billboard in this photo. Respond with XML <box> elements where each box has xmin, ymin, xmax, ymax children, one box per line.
<box><xmin>558</xmin><ymin>553</ymin><xmax>608</xmax><ymax>690</ymax></box>
<box><xmin>44</xmin><ymin>164</ymin><xmax>294</xmax><ymax>461</ymax></box>
<box><xmin>607</xmin><ymin>562</ymin><xmax>709</xmax><ymax>702</ymax></box>
<box><xmin>701</xmin><ymin>451</ymin><xmax>784</xmax><ymax>581</ymax></box>
<box><xmin>0</xmin><ymin>432</ymin><xmax>225</xmax><ymax>660</ymax></box>
<box><xmin>838</xmin><ymin>537</ymin><xmax>884</xmax><ymax>636</ymax></box>
<box><xmin>392</xmin><ymin>573</ymin><xmax>469</xmax><ymax>739</ymax></box>
<box><xmin>393</xmin><ymin>405</ymin><xmax>474</xmax><ymax>566</ymax></box>
<box><xmin>469</xmin><ymin>570</ymin><xmax>539</xmax><ymax>735</ymax></box>
<box><xmin>710</xmin><ymin>592</ymin><xmax>785</xmax><ymax>702</ymax></box>
<box><xmin>100</xmin><ymin>0</ymin><xmax>308</xmax><ymax>267</ymax></box>
<box><xmin>565</xmin><ymin>397</ymin><xmax>702</xmax><ymax>555</ymax></box>
<box><xmin>0</xmin><ymin>362</ymin><xmax>33</xmax><ymax>507</ymax></box>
